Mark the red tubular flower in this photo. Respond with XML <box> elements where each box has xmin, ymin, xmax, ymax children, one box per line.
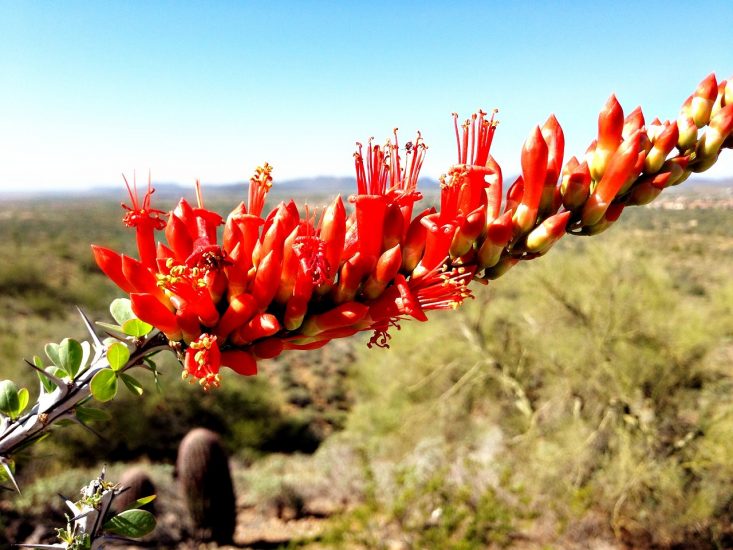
<box><xmin>214</xmin><ymin>293</ymin><xmax>258</xmax><ymax>340</ymax></box>
<box><xmin>415</xmin><ymin>212</ymin><xmax>456</xmax><ymax>278</ymax></box>
<box><xmin>301</xmin><ymin>302</ymin><xmax>369</xmax><ymax>337</ymax></box>
<box><xmin>121</xmin><ymin>174</ymin><xmax>167</xmax><ymax>270</ymax></box>
<box><xmin>183</xmin><ymin>334</ymin><xmax>221</xmax><ymax>390</ymax></box>
<box><xmin>382</xmin><ymin>204</ymin><xmax>404</xmax><ymax>251</ymax></box>
<box><xmin>233</xmin><ymin>313</ymin><xmax>281</xmax><ymax>344</ymax></box>
<box><xmin>250</xmin><ymin>248</ymin><xmax>283</xmax><ymax>309</ymax></box>
<box><xmin>90</xmin><ymin>75</ymin><xmax>729</xmax><ymax>389</ymax></box>
<box><xmin>352</xmin><ymin>140</ymin><xmax>389</xmax><ymax>261</ymax></box>
<box><xmin>388</xmin><ymin>130</ymin><xmax>427</xmax><ymax>230</ymax></box>
<box><xmin>130</xmin><ymin>293</ymin><xmax>182</xmax><ymax>340</ymax></box>
<box><xmin>252</xmin><ymin>338</ymin><xmax>284</xmax><ymax>360</ymax></box>
<box><xmin>451</xmin><ymin>110</ymin><xmax>500</xmax><ymax>217</ymax></box>
<box><xmin>165</xmin><ymin>213</ymin><xmax>194</xmax><ymax>263</ymax></box>
<box><xmin>92</xmin><ymin>246</ymin><xmax>136</xmax><ymax>293</ymax></box>
<box><xmin>221</xmin><ymin>349</ymin><xmax>258</xmax><ymax>376</ymax></box>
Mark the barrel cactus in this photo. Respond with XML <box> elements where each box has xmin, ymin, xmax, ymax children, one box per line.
<box><xmin>113</xmin><ymin>466</ymin><xmax>156</xmax><ymax>514</ymax></box>
<box><xmin>176</xmin><ymin>427</ymin><xmax>236</xmax><ymax>543</ymax></box>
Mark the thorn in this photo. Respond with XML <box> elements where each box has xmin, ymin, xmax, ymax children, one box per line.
<box><xmin>72</xmin><ymin>417</ymin><xmax>108</xmax><ymax>442</ymax></box>
<box><xmin>24</xmin><ymin>359</ymin><xmax>67</xmax><ymax>391</ymax></box>
<box><xmin>69</xmin><ymin>508</ymin><xmax>96</xmax><ymax>522</ymax></box>
<box><xmin>77</xmin><ymin>307</ymin><xmax>103</xmax><ymax>348</ymax></box>
<box><xmin>0</xmin><ymin>459</ymin><xmax>20</xmax><ymax>494</ymax></box>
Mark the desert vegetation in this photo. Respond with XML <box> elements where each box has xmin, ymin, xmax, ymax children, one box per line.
<box><xmin>1</xmin><ymin>190</ymin><xmax>732</xmax><ymax>548</ymax></box>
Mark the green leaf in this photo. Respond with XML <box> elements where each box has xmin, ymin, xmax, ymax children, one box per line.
<box><xmin>58</xmin><ymin>338</ymin><xmax>84</xmax><ymax>379</ymax></box>
<box><xmin>103</xmin><ymin>509</ymin><xmax>156</xmax><ymax>538</ymax></box>
<box><xmin>126</xmin><ymin>494</ymin><xmax>157</xmax><ymax>510</ymax></box>
<box><xmin>110</xmin><ymin>298</ymin><xmax>136</xmax><ymax>325</ymax></box>
<box><xmin>76</xmin><ymin>406</ymin><xmax>111</xmax><ymax>423</ymax></box>
<box><xmin>122</xmin><ymin>318</ymin><xmax>154</xmax><ymax>338</ymax></box>
<box><xmin>33</xmin><ymin>355</ymin><xmax>44</xmax><ymax>369</ymax></box>
<box><xmin>44</xmin><ymin>343</ymin><xmax>64</xmax><ymax>374</ymax></box>
<box><xmin>90</xmin><ymin>370</ymin><xmax>118</xmax><ymax>402</ymax></box>
<box><xmin>120</xmin><ymin>373</ymin><xmax>144</xmax><ymax>396</ymax></box>
<box><xmin>16</xmin><ymin>388</ymin><xmax>29</xmax><ymax>416</ymax></box>
<box><xmin>107</xmin><ymin>343</ymin><xmax>131</xmax><ymax>371</ymax></box>
<box><xmin>0</xmin><ymin>380</ymin><xmax>20</xmax><ymax>418</ymax></box>
<box><xmin>79</xmin><ymin>340</ymin><xmax>92</xmax><ymax>373</ymax></box>
<box><xmin>96</xmin><ymin>321</ymin><xmax>125</xmax><ymax>334</ymax></box>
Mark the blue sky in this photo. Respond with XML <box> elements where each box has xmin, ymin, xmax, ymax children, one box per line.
<box><xmin>1</xmin><ymin>1</ymin><xmax>732</xmax><ymax>191</ymax></box>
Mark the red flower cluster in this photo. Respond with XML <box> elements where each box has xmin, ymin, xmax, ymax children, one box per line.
<box><xmin>93</xmin><ymin>74</ymin><xmax>733</xmax><ymax>389</ymax></box>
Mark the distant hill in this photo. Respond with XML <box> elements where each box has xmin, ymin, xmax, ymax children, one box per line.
<box><xmin>0</xmin><ymin>174</ymin><xmax>730</xmax><ymax>202</ymax></box>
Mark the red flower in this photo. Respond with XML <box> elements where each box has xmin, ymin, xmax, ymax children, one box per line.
<box><xmin>91</xmin><ymin>73</ymin><xmax>731</xmax><ymax>388</ymax></box>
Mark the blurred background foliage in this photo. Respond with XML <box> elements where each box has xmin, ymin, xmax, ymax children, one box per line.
<box><xmin>1</xmin><ymin>192</ymin><xmax>732</xmax><ymax>548</ymax></box>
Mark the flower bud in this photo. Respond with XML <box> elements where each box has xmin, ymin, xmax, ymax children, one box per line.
<box><xmin>525</xmin><ymin>211</ymin><xmax>571</xmax><ymax>255</ymax></box>
<box><xmin>363</xmin><ymin>245</ymin><xmax>402</xmax><ymax>299</ymax></box>
<box><xmin>214</xmin><ymin>293</ymin><xmax>258</xmax><ymax>340</ymax></box>
<box><xmin>676</xmin><ymin>115</ymin><xmax>698</xmax><ymax>151</ymax></box>
<box><xmin>690</xmin><ymin>73</ymin><xmax>718</xmax><ymax>128</ymax></box>
<box><xmin>644</xmin><ymin>121</ymin><xmax>679</xmax><ymax>174</ymax></box>
<box><xmin>482</xmin><ymin>257</ymin><xmax>518</xmax><ymax>280</ymax></box>
<box><xmin>590</xmin><ymin>95</ymin><xmax>624</xmax><ymax>181</ymax></box>
<box><xmin>561</xmin><ymin>160</ymin><xmax>591</xmax><ymax>210</ymax></box>
<box><xmin>627</xmin><ymin>172</ymin><xmax>670</xmax><ymax>205</ymax></box>
<box><xmin>513</xmin><ymin>126</ymin><xmax>549</xmax><ymax>235</ymax></box>
<box><xmin>582</xmin><ymin>131</ymin><xmax>642</xmax><ymax>226</ymax></box>
<box><xmin>402</xmin><ymin>208</ymin><xmax>431</xmax><ymax>272</ymax></box>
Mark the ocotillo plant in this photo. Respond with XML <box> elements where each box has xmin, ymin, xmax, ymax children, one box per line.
<box><xmin>87</xmin><ymin>72</ymin><xmax>733</xmax><ymax>390</ymax></box>
<box><xmin>176</xmin><ymin>427</ymin><xmax>237</xmax><ymax>543</ymax></box>
<box><xmin>15</xmin><ymin>470</ymin><xmax>157</xmax><ymax>549</ymax></box>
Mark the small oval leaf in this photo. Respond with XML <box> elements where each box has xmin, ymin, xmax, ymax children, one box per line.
<box><xmin>122</xmin><ymin>318</ymin><xmax>154</xmax><ymax>338</ymax></box>
<box><xmin>107</xmin><ymin>343</ymin><xmax>131</xmax><ymax>371</ymax></box>
<box><xmin>110</xmin><ymin>298</ymin><xmax>136</xmax><ymax>325</ymax></box>
<box><xmin>90</xmin><ymin>370</ymin><xmax>118</xmax><ymax>402</ymax></box>
<box><xmin>128</xmin><ymin>494</ymin><xmax>157</xmax><ymax>510</ymax></box>
<box><xmin>103</xmin><ymin>509</ymin><xmax>156</xmax><ymax>537</ymax></box>
<box><xmin>16</xmin><ymin>388</ymin><xmax>29</xmax><ymax>416</ymax></box>
<box><xmin>44</xmin><ymin>343</ymin><xmax>63</xmax><ymax>372</ymax></box>
<box><xmin>0</xmin><ymin>380</ymin><xmax>20</xmax><ymax>418</ymax></box>
<box><xmin>59</xmin><ymin>338</ymin><xmax>84</xmax><ymax>379</ymax></box>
